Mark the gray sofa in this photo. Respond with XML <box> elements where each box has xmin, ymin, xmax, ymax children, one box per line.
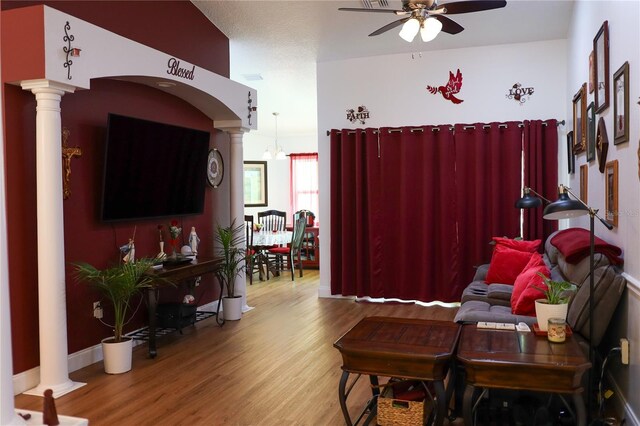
<box><xmin>454</xmin><ymin>230</ymin><xmax>627</xmax><ymax>346</ymax></box>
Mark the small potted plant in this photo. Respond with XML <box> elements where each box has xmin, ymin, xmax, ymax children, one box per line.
<box><xmin>73</xmin><ymin>258</ymin><xmax>158</xmax><ymax>374</ymax></box>
<box><xmin>214</xmin><ymin>221</ymin><xmax>246</xmax><ymax>321</ymax></box>
<box><xmin>533</xmin><ymin>272</ymin><xmax>577</xmax><ymax>331</ymax></box>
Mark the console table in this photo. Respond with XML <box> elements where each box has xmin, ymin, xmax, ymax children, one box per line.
<box><xmin>142</xmin><ymin>257</ymin><xmax>223</xmax><ymax>358</ymax></box>
<box><xmin>333</xmin><ymin>316</ymin><xmax>461</xmax><ymax>426</ymax></box>
<box><xmin>456</xmin><ymin>325</ymin><xmax>591</xmax><ymax>425</ymax></box>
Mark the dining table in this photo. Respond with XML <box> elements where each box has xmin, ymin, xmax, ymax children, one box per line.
<box><xmin>252</xmin><ymin>230</ymin><xmax>292</xmax><ymax>280</ymax></box>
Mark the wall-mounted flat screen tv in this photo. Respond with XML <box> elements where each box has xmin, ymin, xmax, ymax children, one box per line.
<box><xmin>101</xmin><ymin>113</ymin><xmax>210</xmax><ymax>222</ymax></box>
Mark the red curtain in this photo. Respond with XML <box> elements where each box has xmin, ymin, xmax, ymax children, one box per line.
<box><xmin>289</xmin><ymin>153</ymin><xmax>319</xmax><ymax>220</ymax></box>
<box><xmin>330</xmin><ymin>121</ymin><xmax>555</xmax><ymax>303</ymax></box>
<box><xmin>453</xmin><ymin>123</ymin><xmax>523</xmax><ymax>288</ymax></box>
<box><xmin>523</xmin><ymin>120</ymin><xmax>558</xmax><ymax>242</ymax></box>
<box><xmin>330</xmin><ymin>129</ymin><xmax>383</xmax><ymax>297</ymax></box>
<box><xmin>330</xmin><ymin>126</ymin><xmax>458</xmax><ymax>301</ymax></box>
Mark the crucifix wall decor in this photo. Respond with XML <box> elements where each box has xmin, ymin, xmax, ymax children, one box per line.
<box><xmin>61</xmin><ymin>127</ymin><xmax>82</xmax><ymax>199</ymax></box>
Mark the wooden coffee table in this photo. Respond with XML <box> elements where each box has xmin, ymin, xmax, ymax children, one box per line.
<box><xmin>333</xmin><ymin>316</ymin><xmax>461</xmax><ymax>426</ymax></box>
<box><xmin>456</xmin><ymin>325</ymin><xmax>591</xmax><ymax>425</ymax></box>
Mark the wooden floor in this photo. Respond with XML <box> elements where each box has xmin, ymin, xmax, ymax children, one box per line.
<box><xmin>15</xmin><ymin>270</ymin><xmax>458</xmax><ymax>425</ymax></box>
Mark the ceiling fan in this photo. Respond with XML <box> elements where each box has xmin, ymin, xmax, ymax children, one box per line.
<box><xmin>339</xmin><ymin>0</ymin><xmax>507</xmax><ymax>42</ymax></box>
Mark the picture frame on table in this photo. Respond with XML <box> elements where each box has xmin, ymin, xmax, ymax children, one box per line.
<box><xmin>572</xmin><ymin>83</ymin><xmax>586</xmax><ymax>154</ymax></box>
<box><xmin>593</xmin><ymin>21</ymin><xmax>609</xmax><ymax>113</ymax></box>
<box><xmin>586</xmin><ymin>101</ymin><xmax>596</xmax><ymax>162</ymax></box>
<box><xmin>613</xmin><ymin>61</ymin><xmax>629</xmax><ymax>144</ymax></box>
<box><xmin>567</xmin><ymin>131</ymin><xmax>575</xmax><ymax>174</ymax></box>
<box><xmin>605</xmin><ymin>160</ymin><xmax>618</xmax><ymax>227</ymax></box>
<box><xmin>579</xmin><ymin>164</ymin><xmax>588</xmax><ymax>204</ymax></box>
<box><xmin>243</xmin><ymin>161</ymin><xmax>268</xmax><ymax>207</ymax></box>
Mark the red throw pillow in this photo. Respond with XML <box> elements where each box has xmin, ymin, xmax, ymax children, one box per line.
<box><xmin>493</xmin><ymin>237</ymin><xmax>541</xmax><ymax>253</ymax></box>
<box><xmin>511</xmin><ymin>265</ymin><xmax>550</xmax><ymax>316</ymax></box>
<box><xmin>485</xmin><ymin>245</ymin><xmax>535</xmax><ymax>284</ymax></box>
<box><xmin>510</xmin><ymin>253</ymin><xmax>546</xmax><ymax>306</ymax></box>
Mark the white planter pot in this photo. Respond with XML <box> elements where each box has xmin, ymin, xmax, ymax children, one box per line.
<box><xmin>102</xmin><ymin>337</ymin><xmax>133</xmax><ymax>374</ymax></box>
<box><xmin>534</xmin><ymin>300</ymin><xmax>568</xmax><ymax>332</ymax></box>
<box><xmin>222</xmin><ymin>296</ymin><xmax>243</xmax><ymax>321</ymax></box>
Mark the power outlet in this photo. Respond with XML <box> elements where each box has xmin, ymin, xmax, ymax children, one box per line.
<box><xmin>93</xmin><ymin>301</ymin><xmax>103</xmax><ymax>319</ymax></box>
<box><xmin>621</xmin><ymin>338</ymin><xmax>629</xmax><ymax>365</ymax></box>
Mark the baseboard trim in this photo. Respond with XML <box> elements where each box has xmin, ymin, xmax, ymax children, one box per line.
<box><xmin>607</xmin><ymin>370</ymin><xmax>639</xmax><ymax>425</ymax></box>
<box><xmin>14</xmin><ymin>301</ymin><xmax>221</xmax><ymax>395</ymax></box>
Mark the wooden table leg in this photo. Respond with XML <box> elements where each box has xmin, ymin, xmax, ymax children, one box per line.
<box><xmin>338</xmin><ymin>371</ymin><xmax>353</xmax><ymax>426</ymax></box>
<box><xmin>463</xmin><ymin>384</ymin><xmax>475</xmax><ymax>426</ymax></box>
<box><xmin>573</xmin><ymin>393</ymin><xmax>587</xmax><ymax>426</ymax></box>
<box><xmin>433</xmin><ymin>379</ymin><xmax>446</xmax><ymax>426</ymax></box>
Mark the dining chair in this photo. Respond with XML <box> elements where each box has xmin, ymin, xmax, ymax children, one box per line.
<box><xmin>244</xmin><ymin>214</ymin><xmax>260</xmax><ymax>284</ymax></box>
<box><xmin>257</xmin><ymin>210</ymin><xmax>287</xmax><ymax>232</ymax></box>
<box><xmin>266</xmin><ymin>216</ymin><xmax>306</xmax><ymax>281</ymax></box>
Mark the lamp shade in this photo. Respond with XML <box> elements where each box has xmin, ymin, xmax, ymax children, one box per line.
<box><xmin>399</xmin><ymin>18</ymin><xmax>420</xmax><ymax>42</ymax></box>
<box><xmin>515</xmin><ymin>192</ymin><xmax>542</xmax><ymax>209</ymax></box>
<box><xmin>262</xmin><ymin>149</ymin><xmax>273</xmax><ymax>160</ymax></box>
<box><xmin>543</xmin><ymin>192</ymin><xmax>589</xmax><ymax>220</ymax></box>
<box><xmin>420</xmin><ymin>17</ymin><xmax>442</xmax><ymax>42</ymax></box>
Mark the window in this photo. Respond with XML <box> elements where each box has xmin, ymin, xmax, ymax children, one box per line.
<box><xmin>289</xmin><ymin>153</ymin><xmax>319</xmax><ymax>223</ymax></box>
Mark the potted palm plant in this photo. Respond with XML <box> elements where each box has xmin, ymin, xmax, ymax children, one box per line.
<box><xmin>533</xmin><ymin>272</ymin><xmax>577</xmax><ymax>331</ymax></box>
<box><xmin>214</xmin><ymin>221</ymin><xmax>246</xmax><ymax>321</ymax></box>
<box><xmin>73</xmin><ymin>258</ymin><xmax>158</xmax><ymax>374</ymax></box>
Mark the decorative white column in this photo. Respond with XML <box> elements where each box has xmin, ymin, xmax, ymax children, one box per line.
<box><xmin>20</xmin><ymin>80</ymin><xmax>85</xmax><ymax>398</ymax></box>
<box><xmin>226</xmin><ymin>129</ymin><xmax>253</xmax><ymax>312</ymax></box>
<box><xmin>0</xmin><ymin>79</ymin><xmax>26</xmax><ymax>425</ymax></box>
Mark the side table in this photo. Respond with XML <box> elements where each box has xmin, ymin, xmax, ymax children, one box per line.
<box><xmin>456</xmin><ymin>325</ymin><xmax>591</xmax><ymax>425</ymax></box>
<box><xmin>333</xmin><ymin>316</ymin><xmax>461</xmax><ymax>426</ymax></box>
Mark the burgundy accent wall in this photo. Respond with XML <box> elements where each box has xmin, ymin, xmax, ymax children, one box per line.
<box><xmin>1</xmin><ymin>1</ymin><xmax>229</xmax><ymax>77</ymax></box>
<box><xmin>2</xmin><ymin>1</ymin><xmax>230</xmax><ymax>374</ymax></box>
<box><xmin>1</xmin><ymin>6</ymin><xmax>46</xmax><ymax>83</ymax></box>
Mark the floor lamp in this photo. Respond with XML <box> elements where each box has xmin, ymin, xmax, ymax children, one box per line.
<box><xmin>516</xmin><ymin>184</ymin><xmax>613</xmax><ymax>420</ymax></box>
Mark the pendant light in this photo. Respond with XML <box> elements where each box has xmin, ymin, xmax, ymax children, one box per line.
<box><xmin>262</xmin><ymin>112</ymin><xmax>287</xmax><ymax>160</ymax></box>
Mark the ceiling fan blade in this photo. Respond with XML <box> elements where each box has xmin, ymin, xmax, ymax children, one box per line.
<box><xmin>338</xmin><ymin>7</ymin><xmax>405</xmax><ymax>14</ymax></box>
<box><xmin>437</xmin><ymin>15</ymin><xmax>464</xmax><ymax>34</ymax></box>
<box><xmin>369</xmin><ymin>17</ymin><xmax>410</xmax><ymax>36</ymax></box>
<box><xmin>436</xmin><ymin>0</ymin><xmax>507</xmax><ymax>15</ymax></box>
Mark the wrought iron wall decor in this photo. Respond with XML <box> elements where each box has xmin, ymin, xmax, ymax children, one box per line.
<box><xmin>248</xmin><ymin>91</ymin><xmax>256</xmax><ymax>126</ymax></box>
<box><xmin>346</xmin><ymin>106</ymin><xmax>370</xmax><ymax>125</ymax></box>
<box><xmin>426</xmin><ymin>69</ymin><xmax>464</xmax><ymax>104</ymax></box>
<box><xmin>62</xmin><ymin>21</ymin><xmax>81</xmax><ymax>80</ymax></box>
<box><xmin>506</xmin><ymin>83</ymin><xmax>534</xmax><ymax>105</ymax></box>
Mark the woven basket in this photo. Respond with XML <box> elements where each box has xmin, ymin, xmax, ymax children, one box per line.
<box><xmin>377</xmin><ymin>381</ymin><xmax>432</xmax><ymax>426</ymax></box>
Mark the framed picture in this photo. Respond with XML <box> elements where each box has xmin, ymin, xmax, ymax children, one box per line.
<box><xmin>605</xmin><ymin>160</ymin><xmax>618</xmax><ymax>227</ymax></box>
<box><xmin>572</xmin><ymin>83</ymin><xmax>586</xmax><ymax>153</ymax></box>
<box><xmin>593</xmin><ymin>21</ymin><xmax>609</xmax><ymax>113</ymax></box>
<box><xmin>586</xmin><ymin>101</ymin><xmax>596</xmax><ymax>162</ymax></box>
<box><xmin>567</xmin><ymin>131</ymin><xmax>575</xmax><ymax>174</ymax></box>
<box><xmin>588</xmin><ymin>50</ymin><xmax>595</xmax><ymax>94</ymax></box>
<box><xmin>243</xmin><ymin>161</ymin><xmax>268</xmax><ymax>207</ymax></box>
<box><xmin>613</xmin><ymin>61</ymin><xmax>629</xmax><ymax>144</ymax></box>
<box><xmin>579</xmin><ymin>164</ymin><xmax>588</xmax><ymax>204</ymax></box>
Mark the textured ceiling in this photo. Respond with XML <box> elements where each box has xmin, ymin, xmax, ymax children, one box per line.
<box><xmin>193</xmin><ymin>0</ymin><xmax>574</xmax><ymax>137</ymax></box>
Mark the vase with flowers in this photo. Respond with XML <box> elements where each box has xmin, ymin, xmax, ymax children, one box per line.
<box><xmin>168</xmin><ymin>219</ymin><xmax>182</xmax><ymax>257</ymax></box>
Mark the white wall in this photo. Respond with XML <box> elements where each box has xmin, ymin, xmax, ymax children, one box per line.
<box><xmin>566</xmin><ymin>1</ymin><xmax>640</xmax><ymax>423</ymax></box>
<box><xmin>317</xmin><ymin>39</ymin><xmax>568</xmax><ymax>296</ymax></box>
<box><xmin>243</xmin><ymin>131</ymin><xmax>318</xmax><ymax>222</ymax></box>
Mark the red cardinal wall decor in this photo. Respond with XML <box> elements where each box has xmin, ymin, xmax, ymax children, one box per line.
<box><xmin>427</xmin><ymin>69</ymin><xmax>464</xmax><ymax>104</ymax></box>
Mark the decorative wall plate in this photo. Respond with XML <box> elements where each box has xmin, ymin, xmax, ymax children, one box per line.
<box><xmin>207</xmin><ymin>148</ymin><xmax>224</xmax><ymax>188</ymax></box>
<box><xmin>596</xmin><ymin>117</ymin><xmax>609</xmax><ymax>173</ymax></box>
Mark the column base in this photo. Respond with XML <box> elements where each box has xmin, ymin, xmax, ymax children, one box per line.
<box><xmin>242</xmin><ymin>304</ymin><xmax>255</xmax><ymax>313</ymax></box>
<box><xmin>23</xmin><ymin>380</ymin><xmax>86</xmax><ymax>398</ymax></box>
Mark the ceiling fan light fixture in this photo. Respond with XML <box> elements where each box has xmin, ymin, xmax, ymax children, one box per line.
<box><xmin>399</xmin><ymin>18</ymin><xmax>420</xmax><ymax>42</ymax></box>
<box><xmin>420</xmin><ymin>17</ymin><xmax>443</xmax><ymax>42</ymax></box>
